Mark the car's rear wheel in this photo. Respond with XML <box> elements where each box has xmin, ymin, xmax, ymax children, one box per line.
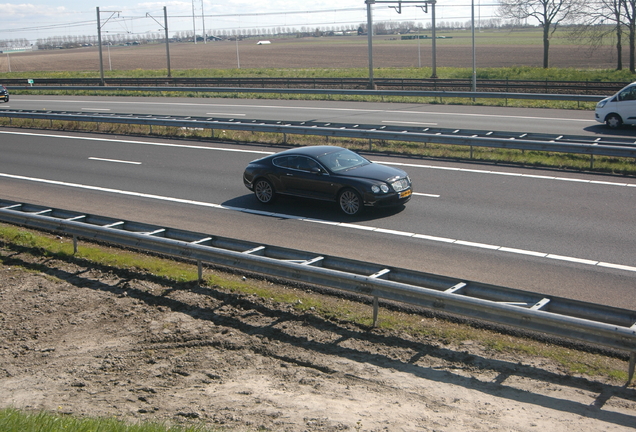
<box><xmin>254</xmin><ymin>179</ymin><xmax>275</xmax><ymax>204</ymax></box>
<box><xmin>606</xmin><ymin>113</ymin><xmax>623</xmax><ymax>129</ymax></box>
<box><xmin>338</xmin><ymin>189</ymin><xmax>362</xmax><ymax>216</ymax></box>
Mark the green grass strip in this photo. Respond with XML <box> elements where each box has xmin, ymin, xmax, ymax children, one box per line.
<box><xmin>0</xmin><ymin>407</ymin><xmax>218</xmax><ymax>432</ymax></box>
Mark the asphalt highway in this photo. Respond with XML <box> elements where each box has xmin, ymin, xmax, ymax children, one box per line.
<box><xmin>1</xmin><ymin>110</ymin><xmax>635</xmax><ymax>311</ymax></box>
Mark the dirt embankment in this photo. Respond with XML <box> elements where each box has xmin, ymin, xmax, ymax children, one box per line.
<box><xmin>1</xmin><ymin>240</ymin><xmax>635</xmax><ymax>431</ymax></box>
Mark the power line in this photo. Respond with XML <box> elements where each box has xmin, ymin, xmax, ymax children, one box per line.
<box><xmin>0</xmin><ymin>4</ymin><xmax>508</xmax><ymax>39</ymax></box>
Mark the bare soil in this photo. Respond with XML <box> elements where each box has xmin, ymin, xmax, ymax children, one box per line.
<box><xmin>1</xmin><ymin>239</ymin><xmax>635</xmax><ymax>431</ymax></box>
<box><xmin>0</xmin><ymin>36</ymin><xmax>624</xmax><ymax>73</ymax></box>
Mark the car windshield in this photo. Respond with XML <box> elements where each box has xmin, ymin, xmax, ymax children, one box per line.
<box><xmin>316</xmin><ymin>149</ymin><xmax>370</xmax><ymax>173</ymax></box>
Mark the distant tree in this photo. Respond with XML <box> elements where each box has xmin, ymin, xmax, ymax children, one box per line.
<box><xmin>622</xmin><ymin>0</ymin><xmax>636</xmax><ymax>71</ymax></box>
<box><xmin>498</xmin><ymin>0</ymin><xmax>584</xmax><ymax>68</ymax></box>
<box><xmin>571</xmin><ymin>0</ymin><xmax>625</xmax><ymax>70</ymax></box>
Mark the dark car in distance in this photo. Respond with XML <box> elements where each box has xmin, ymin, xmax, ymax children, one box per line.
<box><xmin>0</xmin><ymin>85</ymin><xmax>8</xmax><ymax>102</ymax></box>
<box><xmin>243</xmin><ymin>146</ymin><xmax>412</xmax><ymax>215</ymax></box>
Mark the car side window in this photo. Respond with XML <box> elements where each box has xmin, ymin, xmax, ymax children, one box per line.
<box><xmin>295</xmin><ymin>157</ymin><xmax>319</xmax><ymax>172</ymax></box>
<box><xmin>619</xmin><ymin>86</ymin><xmax>636</xmax><ymax>101</ymax></box>
<box><xmin>273</xmin><ymin>156</ymin><xmax>293</xmax><ymax>169</ymax></box>
<box><xmin>273</xmin><ymin>156</ymin><xmax>322</xmax><ymax>173</ymax></box>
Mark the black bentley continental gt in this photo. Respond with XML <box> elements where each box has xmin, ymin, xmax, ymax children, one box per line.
<box><xmin>0</xmin><ymin>84</ymin><xmax>8</xmax><ymax>102</ymax></box>
<box><xmin>243</xmin><ymin>146</ymin><xmax>412</xmax><ymax>216</ymax></box>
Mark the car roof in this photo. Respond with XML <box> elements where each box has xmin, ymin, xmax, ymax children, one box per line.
<box><xmin>275</xmin><ymin>146</ymin><xmax>346</xmax><ymax>158</ymax></box>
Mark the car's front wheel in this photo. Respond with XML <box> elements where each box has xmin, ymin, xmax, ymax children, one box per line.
<box><xmin>338</xmin><ymin>189</ymin><xmax>362</xmax><ymax>216</ymax></box>
<box><xmin>605</xmin><ymin>113</ymin><xmax>623</xmax><ymax>129</ymax></box>
<box><xmin>253</xmin><ymin>179</ymin><xmax>275</xmax><ymax>204</ymax></box>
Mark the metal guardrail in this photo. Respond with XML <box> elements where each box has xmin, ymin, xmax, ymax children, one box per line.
<box><xmin>5</xmin><ymin>85</ymin><xmax>606</xmax><ymax>103</ymax></box>
<box><xmin>1</xmin><ymin>77</ymin><xmax>630</xmax><ymax>94</ymax></box>
<box><xmin>0</xmin><ymin>199</ymin><xmax>635</xmax><ymax>382</ymax></box>
<box><xmin>1</xmin><ymin>109</ymin><xmax>635</xmax><ymax>161</ymax></box>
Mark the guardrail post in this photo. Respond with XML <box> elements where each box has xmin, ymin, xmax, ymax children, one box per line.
<box><xmin>73</xmin><ymin>235</ymin><xmax>78</xmax><ymax>255</ymax></box>
<box><xmin>197</xmin><ymin>260</ymin><xmax>203</xmax><ymax>284</ymax></box>
<box><xmin>628</xmin><ymin>352</ymin><xmax>636</xmax><ymax>386</ymax></box>
<box><xmin>372</xmin><ymin>296</ymin><xmax>379</xmax><ymax>327</ymax></box>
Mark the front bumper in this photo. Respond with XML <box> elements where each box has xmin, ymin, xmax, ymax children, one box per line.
<box><xmin>364</xmin><ymin>188</ymin><xmax>412</xmax><ymax>208</ymax></box>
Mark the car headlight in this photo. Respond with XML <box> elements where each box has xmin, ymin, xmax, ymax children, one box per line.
<box><xmin>390</xmin><ymin>178</ymin><xmax>410</xmax><ymax>192</ymax></box>
<box><xmin>596</xmin><ymin>100</ymin><xmax>607</xmax><ymax>109</ymax></box>
<box><xmin>371</xmin><ymin>184</ymin><xmax>390</xmax><ymax>194</ymax></box>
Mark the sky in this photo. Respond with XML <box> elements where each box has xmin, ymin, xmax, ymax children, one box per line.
<box><xmin>0</xmin><ymin>1</ymin><xmax>500</xmax><ymax>43</ymax></box>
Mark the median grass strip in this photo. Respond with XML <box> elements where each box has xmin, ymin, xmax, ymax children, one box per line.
<box><xmin>2</xmin><ymin>64</ymin><xmax>636</xmax><ymax>81</ymax></box>
<box><xmin>0</xmin><ymin>222</ymin><xmax>630</xmax><ymax>385</ymax></box>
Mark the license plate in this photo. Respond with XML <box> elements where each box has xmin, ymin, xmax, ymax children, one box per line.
<box><xmin>400</xmin><ymin>189</ymin><xmax>412</xmax><ymax>198</ymax></box>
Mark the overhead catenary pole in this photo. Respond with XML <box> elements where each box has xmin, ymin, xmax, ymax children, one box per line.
<box><xmin>164</xmin><ymin>7</ymin><xmax>172</xmax><ymax>77</ymax></box>
<box><xmin>146</xmin><ymin>6</ymin><xmax>172</xmax><ymax>78</ymax></box>
<box><xmin>366</xmin><ymin>0</ymin><xmax>438</xmax><ymax>88</ymax></box>
<box><xmin>146</xmin><ymin>7</ymin><xmax>172</xmax><ymax>77</ymax></box>
<box><xmin>97</xmin><ymin>7</ymin><xmax>121</xmax><ymax>86</ymax></box>
<box><xmin>201</xmin><ymin>0</ymin><xmax>206</xmax><ymax>43</ymax></box>
<box><xmin>471</xmin><ymin>0</ymin><xmax>476</xmax><ymax>92</ymax></box>
<box><xmin>191</xmin><ymin>0</ymin><xmax>197</xmax><ymax>43</ymax></box>
<box><xmin>430</xmin><ymin>0</ymin><xmax>437</xmax><ymax>78</ymax></box>
<box><xmin>97</xmin><ymin>7</ymin><xmax>104</xmax><ymax>86</ymax></box>
<box><xmin>366</xmin><ymin>0</ymin><xmax>375</xmax><ymax>89</ymax></box>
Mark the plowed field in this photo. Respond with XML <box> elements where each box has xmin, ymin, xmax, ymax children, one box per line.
<box><xmin>0</xmin><ymin>36</ymin><xmax>623</xmax><ymax>72</ymax></box>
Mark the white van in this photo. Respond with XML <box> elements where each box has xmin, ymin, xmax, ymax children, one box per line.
<box><xmin>595</xmin><ymin>81</ymin><xmax>636</xmax><ymax>128</ymax></box>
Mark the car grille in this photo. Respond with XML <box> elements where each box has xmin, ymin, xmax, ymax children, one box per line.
<box><xmin>391</xmin><ymin>178</ymin><xmax>410</xmax><ymax>192</ymax></box>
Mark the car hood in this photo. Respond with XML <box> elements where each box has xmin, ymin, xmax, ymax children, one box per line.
<box><xmin>339</xmin><ymin>163</ymin><xmax>407</xmax><ymax>182</ymax></box>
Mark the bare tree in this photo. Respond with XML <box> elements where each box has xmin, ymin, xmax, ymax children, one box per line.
<box><xmin>601</xmin><ymin>0</ymin><xmax>625</xmax><ymax>70</ymax></box>
<box><xmin>570</xmin><ymin>0</ymin><xmax>624</xmax><ymax>70</ymax></box>
<box><xmin>498</xmin><ymin>0</ymin><xmax>584</xmax><ymax>68</ymax></box>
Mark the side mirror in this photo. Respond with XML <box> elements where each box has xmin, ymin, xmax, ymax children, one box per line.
<box><xmin>311</xmin><ymin>167</ymin><xmax>323</xmax><ymax>174</ymax></box>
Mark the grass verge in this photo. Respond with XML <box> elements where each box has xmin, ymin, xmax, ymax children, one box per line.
<box><xmin>2</xmin><ymin>65</ymin><xmax>636</xmax><ymax>82</ymax></box>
